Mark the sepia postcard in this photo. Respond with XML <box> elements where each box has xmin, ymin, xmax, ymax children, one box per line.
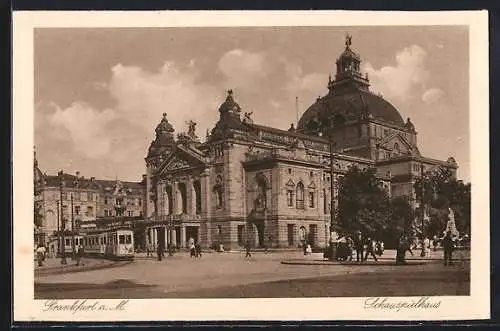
<box><xmin>13</xmin><ymin>10</ymin><xmax>489</xmax><ymax>322</ymax></box>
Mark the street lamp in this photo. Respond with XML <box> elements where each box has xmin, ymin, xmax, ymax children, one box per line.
<box><xmin>326</xmin><ymin>124</ymin><xmax>337</xmax><ymax>261</ymax></box>
<box><xmin>59</xmin><ymin>172</ymin><xmax>67</xmax><ymax>265</ymax></box>
<box><xmin>71</xmin><ymin>193</ymin><xmax>75</xmax><ymax>260</ymax></box>
<box><xmin>420</xmin><ymin>159</ymin><xmax>425</xmax><ymax>236</ymax></box>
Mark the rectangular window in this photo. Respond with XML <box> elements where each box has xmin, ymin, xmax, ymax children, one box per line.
<box><xmin>138</xmin><ymin>199</ymin><xmax>142</xmax><ymax>206</ymax></box>
<box><xmin>309</xmin><ymin>224</ymin><xmax>317</xmax><ymax>246</ymax></box>
<box><xmin>75</xmin><ymin>206</ymin><xmax>80</xmax><ymax>215</ymax></box>
<box><xmin>80</xmin><ymin>192</ymin><xmax>87</xmax><ymax>201</ymax></box>
<box><xmin>308</xmin><ymin>192</ymin><xmax>315</xmax><ymax>208</ymax></box>
<box><xmin>125</xmin><ymin>235</ymin><xmax>132</xmax><ymax>244</ymax></box>
<box><xmin>286</xmin><ymin>190</ymin><xmax>294</xmax><ymax>207</ymax></box>
<box><xmin>287</xmin><ymin>224</ymin><xmax>294</xmax><ymax>246</ymax></box>
<box><xmin>104</xmin><ymin>198</ymin><xmax>108</xmax><ymax>205</ymax></box>
<box><xmin>65</xmin><ymin>238</ymin><xmax>70</xmax><ymax>246</ymax></box>
<box><xmin>86</xmin><ymin>206</ymin><xmax>93</xmax><ymax>217</ymax></box>
<box><xmin>104</xmin><ymin>210</ymin><xmax>109</xmax><ymax>217</ymax></box>
<box><xmin>128</xmin><ymin>211</ymin><xmax>133</xmax><ymax>216</ymax></box>
<box><xmin>119</xmin><ymin>235</ymin><xmax>125</xmax><ymax>244</ymax></box>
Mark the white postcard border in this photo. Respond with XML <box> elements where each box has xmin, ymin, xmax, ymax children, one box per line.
<box><xmin>13</xmin><ymin>10</ymin><xmax>490</xmax><ymax>321</ymax></box>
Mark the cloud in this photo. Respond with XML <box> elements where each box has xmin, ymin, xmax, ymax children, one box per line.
<box><xmin>422</xmin><ymin>87</ymin><xmax>444</xmax><ymax>104</ymax></box>
<box><xmin>363</xmin><ymin>45</ymin><xmax>429</xmax><ymax>101</ymax></box>
<box><xmin>218</xmin><ymin>49</ymin><xmax>267</xmax><ymax>90</ymax></box>
<box><xmin>108</xmin><ymin>61</ymin><xmax>220</xmax><ymax>136</ymax></box>
<box><xmin>47</xmin><ymin>102</ymin><xmax>117</xmax><ymax>159</ymax></box>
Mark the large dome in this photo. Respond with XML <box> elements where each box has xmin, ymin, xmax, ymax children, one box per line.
<box><xmin>298</xmin><ymin>89</ymin><xmax>405</xmax><ymax>131</ymax></box>
<box><xmin>298</xmin><ymin>34</ymin><xmax>406</xmax><ymax>132</ymax></box>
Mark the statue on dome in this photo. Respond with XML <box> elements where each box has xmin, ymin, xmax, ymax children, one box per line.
<box><xmin>345</xmin><ymin>34</ymin><xmax>352</xmax><ymax>48</ymax></box>
<box><xmin>186</xmin><ymin>120</ymin><xmax>197</xmax><ymax>140</ymax></box>
<box><xmin>242</xmin><ymin>111</ymin><xmax>253</xmax><ymax>124</ymax></box>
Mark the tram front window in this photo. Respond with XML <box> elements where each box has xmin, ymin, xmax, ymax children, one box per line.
<box><xmin>125</xmin><ymin>235</ymin><xmax>132</xmax><ymax>244</ymax></box>
<box><xmin>119</xmin><ymin>235</ymin><xmax>125</xmax><ymax>244</ymax></box>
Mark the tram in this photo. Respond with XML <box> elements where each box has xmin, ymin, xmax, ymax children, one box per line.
<box><xmin>81</xmin><ymin>226</ymin><xmax>135</xmax><ymax>260</ymax></box>
<box><xmin>60</xmin><ymin>234</ymin><xmax>84</xmax><ymax>255</ymax></box>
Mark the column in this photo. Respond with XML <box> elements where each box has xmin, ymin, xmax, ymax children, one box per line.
<box><xmin>164</xmin><ymin>226</ymin><xmax>168</xmax><ymax>248</ymax></box>
<box><xmin>180</xmin><ymin>226</ymin><xmax>186</xmax><ymax>248</ymax></box>
<box><xmin>145</xmin><ymin>228</ymin><xmax>150</xmax><ymax>247</ymax></box>
<box><xmin>172</xmin><ymin>181</ymin><xmax>178</xmax><ymax>215</ymax></box>
<box><xmin>186</xmin><ymin>177</ymin><xmax>193</xmax><ymax>215</ymax></box>
<box><xmin>201</xmin><ymin>172</ymin><xmax>211</xmax><ymax>247</ymax></box>
<box><xmin>165</xmin><ymin>183</ymin><xmax>170</xmax><ymax>216</ymax></box>
<box><xmin>153</xmin><ymin>228</ymin><xmax>157</xmax><ymax>249</ymax></box>
<box><xmin>171</xmin><ymin>228</ymin><xmax>176</xmax><ymax>246</ymax></box>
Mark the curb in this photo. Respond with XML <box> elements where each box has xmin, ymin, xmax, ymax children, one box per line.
<box><xmin>281</xmin><ymin>260</ymin><xmax>431</xmax><ymax>266</ymax></box>
<box><xmin>35</xmin><ymin>260</ymin><xmax>132</xmax><ymax>276</ymax></box>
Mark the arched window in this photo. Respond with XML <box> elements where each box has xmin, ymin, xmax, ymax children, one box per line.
<box><xmin>296</xmin><ymin>182</ymin><xmax>305</xmax><ymax>209</ymax></box>
<box><xmin>180</xmin><ymin>183</ymin><xmax>187</xmax><ymax>214</ymax></box>
<box><xmin>193</xmin><ymin>180</ymin><xmax>201</xmax><ymax>215</ymax></box>
<box><xmin>393</xmin><ymin>142</ymin><xmax>400</xmax><ymax>156</ymax></box>
<box><xmin>323</xmin><ymin>189</ymin><xmax>328</xmax><ymax>214</ymax></box>
<box><xmin>255</xmin><ymin>174</ymin><xmax>268</xmax><ymax>209</ymax></box>
<box><xmin>165</xmin><ymin>185</ymin><xmax>173</xmax><ymax>215</ymax></box>
<box><xmin>214</xmin><ymin>176</ymin><xmax>223</xmax><ymax>210</ymax></box>
<box><xmin>299</xmin><ymin>226</ymin><xmax>307</xmax><ymax>242</ymax></box>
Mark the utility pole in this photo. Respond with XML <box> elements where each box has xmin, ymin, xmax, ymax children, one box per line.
<box><xmin>59</xmin><ymin>172</ymin><xmax>67</xmax><ymax>265</ymax></box>
<box><xmin>56</xmin><ymin>199</ymin><xmax>60</xmax><ymax>257</ymax></box>
<box><xmin>71</xmin><ymin>193</ymin><xmax>75</xmax><ymax>260</ymax></box>
<box><xmin>420</xmin><ymin>160</ymin><xmax>425</xmax><ymax>235</ymax></box>
<box><xmin>328</xmin><ymin>129</ymin><xmax>336</xmax><ymax>261</ymax></box>
<box><xmin>295</xmin><ymin>96</ymin><xmax>299</xmax><ymax>128</ymax></box>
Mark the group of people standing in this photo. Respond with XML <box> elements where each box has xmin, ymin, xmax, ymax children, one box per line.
<box><xmin>333</xmin><ymin>231</ymin><xmax>384</xmax><ymax>262</ymax></box>
<box><xmin>35</xmin><ymin>243</ymin><xmax>85</xmax><ymax>266</ymax></box>
<box><xmin>190</xmin><ymin>242</ymin><xmax>203</xmax><ymax>258</ymax></box>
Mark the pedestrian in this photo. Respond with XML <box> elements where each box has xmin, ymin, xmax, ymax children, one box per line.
<box><xmin>157</xmin><ymin>244</ymin><xmax>162</xmax><ymax>261</ymax></box>
<box><xmin>190</xmin><ymin>242</ymin><xmax>196</xmax><ymax>258</ymax></box>
<box><xmin>364</xmin><ymin>237</ymin><xmax>378</xmax><ymax>261</ymax></box>
<box><xmin>35</xmin><ymin>245</ymin><xmax>46</xmax><ymax>267</ymax></box>
<box><xmin>245</xmin><ymin>240</ymin><xmax>252</xmax><ymax>259</ymax></box>
<box><xmin>346</xmin><ymin>236</ymin><xmax>354</xmax><ymax>261</ymax></box>
<box><xmin>195</xmin><ymin>242</ymin><xmax>202</xmax><ymax>258</ymax></box>
<box><xmin>76</xmin><ymin>244</ymin><xmax>84</xmax><ymax>266</ymax></box>
<box><xmin>303</xmin><ymin>242</ymin><xmax>307</xmax><ymax>256</ymax></box>
<box><xmin>306</xmin><ymin>243</ymin><xmax>312</xmax><ymax>255</ymax></box>
<box><xmin>396</xmin><ymin>234</ymin><xmax>413</xmax><ymax>265</ymax></box>
<box><xmin>354</xmin><ymin>231</ymin><xmax>364</xmax><ymax>262</ymax></box>
<box><xmin>375</xmin><ymin>240</ymin><xmax>384</xmax><ymax>256</ymax></box>
<box><xmin>442</xmin><ymin>231</ymin><xmax>454</xmax><ymax>266</ymax></box>
<box><xmin>432</xmin><ymin>235</ymin><xmax>438</xmax><ymax>251</ymax></box>
<box><xmin>423</xmin><ymin>236</ymin><xmax>431</xmax><ymax>258</ymax></box>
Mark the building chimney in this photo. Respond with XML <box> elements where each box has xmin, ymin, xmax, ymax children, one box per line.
<box><xmin>76</xmin><ymin>171</ymin><xmax>80</xmax><ymax>177</ymax></box>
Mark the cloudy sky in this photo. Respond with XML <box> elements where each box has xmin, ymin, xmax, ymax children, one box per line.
<box><xmin>34</xmin><ymin>26</ymin><xmax>469</xmax><ymax>182</ymax></box>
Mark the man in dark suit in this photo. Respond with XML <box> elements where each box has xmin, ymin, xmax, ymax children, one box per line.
<box><xmin>442</xmin><ymin>231</ymin><xmax>455</xmax><ymax>266</ymax></box>
<box><xmin>354</xmin><ymin>231</ymin><xmax>364</xmax><ymax>262</ymax></box>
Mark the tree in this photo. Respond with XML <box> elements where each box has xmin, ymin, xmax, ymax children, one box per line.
<box><xmin>414</xmin><ymin>165</ymin><xmax>471</xmax><ymax>237</ymax></box>
<box><xmin>337</xmin><ymin>166</ymin><xmax>390</xmax><ymax>236</ymax></box>
<box><xmin>388</xmin><ymin>195</ymin><xmax>414</xmax><ymax>235</ymax></box>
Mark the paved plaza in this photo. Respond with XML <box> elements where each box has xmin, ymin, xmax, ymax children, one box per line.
<box><xmin>35</xmin><ymin>250</ymin><xmax>470</xmax><ymax>299</ymax></box>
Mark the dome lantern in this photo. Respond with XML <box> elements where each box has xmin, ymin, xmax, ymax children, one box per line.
<box><xmin>328</xmin><ymin>34</ymin><xmax>370</xmax><ymax>93</ymax></box>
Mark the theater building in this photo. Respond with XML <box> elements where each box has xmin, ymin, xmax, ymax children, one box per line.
<box><xmin>143</xmin><ymin>36</ymin><xmax>458</xmax><ymax>251</ymax></box>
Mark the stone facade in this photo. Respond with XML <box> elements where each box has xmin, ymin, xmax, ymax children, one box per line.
<box><xmin>142</xmin><ymin>36</ymin><xmax>458</xmax><ymax>251</ymax></box>
<box><xmin>33</xmin><ymin>156</ymin><xmax>145</xmax><ymax>251</ymax></box>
